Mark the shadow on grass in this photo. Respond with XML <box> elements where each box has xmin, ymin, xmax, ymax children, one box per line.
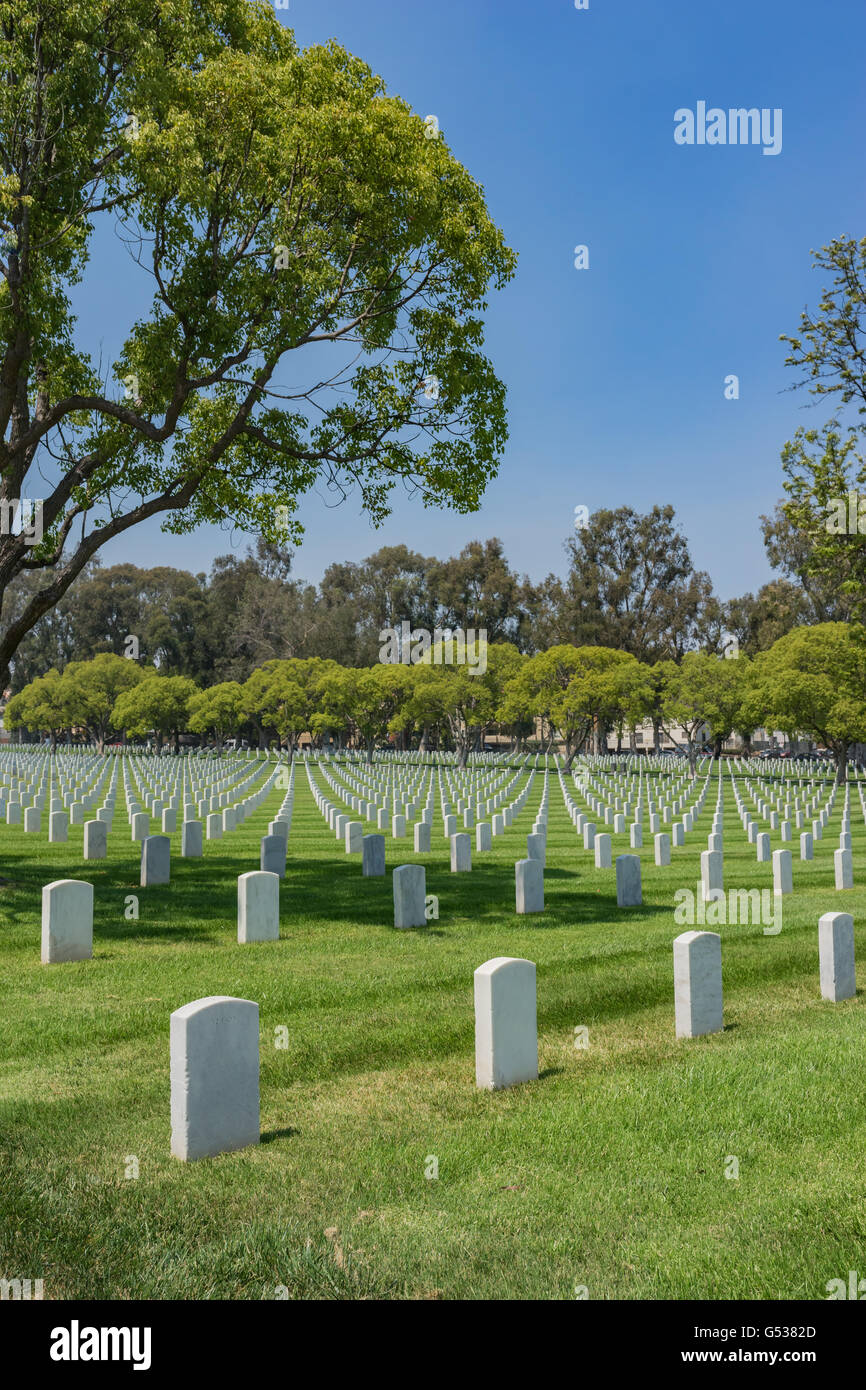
<box><xmin>0</xmin><ymin>852</ymin><xmax>676</xmax><ymax>942</ymax></box>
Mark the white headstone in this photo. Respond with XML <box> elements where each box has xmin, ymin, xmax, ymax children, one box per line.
<box><xmin>772</xmin><ymin>848</ymin><xmax>792</xmax><ymax>896</ymax></box>
<box><xmin>450</xmin><ymin>832</ymin><xmax>471</xmax><ymax>872</ymax></box>
<box><xmin>654</xmin><ymin>832</ymin><xmax>671</xmax><ymax>867</ymax></box>
<box><xmin>818</xmin><ymin>911</ymin><xmax>856</xmax><ymax>1002</ymax></box>
<box><xmin>616</xmin><ymin>854</ymin><xmax>642</xmax><ymax>907</ymax></box>
<box><xmin>594</xmin><ymin>832</ymin><xmax>612</xmax><ymax>869</ymax></box>
<box><xmin>141</xmin><ymin>835</ymin><xmax>170</xmax><ymax>887</ymax></box>
<box><xmin>393</xmin><ymin>864</ymin><xmax>426</xmax><ymax>928</ymax></box>
<box><xmin>701</xmin><ymin>849</ymin><xmax>723</xmax><ymax>901</ymax></box>
<box><xmin>83</xmin><ymin>820</ymin><xmax>107</xmax><ymax>860</ymax></box>
<box><xmin>170</xmin><ymin>996</ymin><xmax>259</xmax><ymax>1161</ymax></box>
<box><xmin>182</xmin><ymin>821</ymin><xmax>203</xmax><ymax>857</ymax></box>
<box><xmin>515</xmin><ymin>858</ymin><xmax>543</xmax><ymax>914</ymax></box>
<box><xmin>362</xmin><ymin>834</ymin><xmax>385</xmax><ymax>876</ymax></box>
<box><xmin>41</xmin><ymin>879</ymin><xmax>93</xmax><ymax>963</ymax></box>
<box><xmin>474</xmin><ymin>957</ymin><xmax>538</xmax><ymax>1090</ymax></box>
<box><xmin>835</xmin><ymin>848</ymin><xmax>853</xmax><ymax>890</ymax></box>
<box><xmin>260</xmin><ymin>834</ymin><xmax>287</xmax><ymax>878</ymax></box>
<box><xmin>673</xmin><ymin>931</ymin><xmax>722</xmax><ymax>1038</ymax></box>
<box><xmin>527</xmin><ymin>832</ymin><xmax>545</xmax><ymax>864</ymax></box>
<box><xmin>237</xmin><ymin>871</ymin><xmax>279</xmax><ymax>942</ymax></box>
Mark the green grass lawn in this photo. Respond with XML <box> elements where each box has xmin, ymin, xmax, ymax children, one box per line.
<box><xmin>2</xmin><ymin>757</ymin><xmax>865</xmax><ymax>1300</ymax></box>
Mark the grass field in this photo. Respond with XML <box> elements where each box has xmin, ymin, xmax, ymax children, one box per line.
<box><xmin>2</xmin><ymin>755</ymin><xmax>865</xmax><ymax>1301</ymax></box>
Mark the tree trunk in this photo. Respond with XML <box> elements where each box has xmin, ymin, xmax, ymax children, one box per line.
<box><xmin>366</xmin><ymin>736</ymin><xmax>375</xmax><ymax>765</ymax></box>
<box><xmin>835</xmin><ymin>743</ymin><xmax>849</xmax><ymax>785</ymax></box>
<box><xmin>652</xmin><ymin>718</ymin><xmax>662</xmax><ymax>755</ymax></box>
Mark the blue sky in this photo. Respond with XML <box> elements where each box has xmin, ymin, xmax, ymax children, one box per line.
<box><xmin>82</xmin><ymin>0</ymin><xmax>866</xmax><ymax>600</ymax></box>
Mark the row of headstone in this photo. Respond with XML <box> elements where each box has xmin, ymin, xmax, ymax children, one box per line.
<box><xmin>169</xmin><ymin>909</ymin><xmax>859</xmax><ymax>1160</ymax></box>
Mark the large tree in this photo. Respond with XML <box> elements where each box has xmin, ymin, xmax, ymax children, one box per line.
<box><xmin>724</xmin><ymin>576</ymin><xmax>814</xmax><ymax>655</ymax></box>
<box><xmin>428</xmin><ymin>538</ymin><xmax>532</xmax><ymax>648</ymax></box>
<box><xmin>546</xmin><ymin>506</ymin><xmax>720</xmax><ymax>661</ymax></box>
<box><xmin>755</xmin><ymin>623</ymin><xmax>866</xmax><ymax>784</ymax></box>
<box><xmin>0</xmin><ymin>2</ymin><xmax>514</xmax><ymax>688</ymax></box>
<box><xmin>242</xmin><ymin>656</ymin><xmax>335</xmax><ymax>756</ymax></box>
<box><xmin>4</xmin><ymin>667</ymin><xmax>66</xmax><ymax>746</ymax></box>
<box><xmin>771</xmin><ymin>237</ymin><xmax>866</xmax><ymax>620</ymax></box>
<box><xmin>187</xmin><ymin>680</ymin><xmax>246</xmax><ymax>747</ymax></box>
<box><xmin>111</xmin><ymin>673</ymin><xmax>198</xmax><ymax>752</ymax></box>
<box><xmin>62</xmin><ymin>650</ymin><xmax>144</xmax><ymax>752</ymax></box>
<box><xmin>502</xmin><ymin>644</ymin><xmax>640</xmax><ymax>766</ymax></box>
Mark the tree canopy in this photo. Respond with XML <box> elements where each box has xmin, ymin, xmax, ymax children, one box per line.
<box><xmin>0</xmin><ymin>1</ymin><xmax>515</xmax><ymax>687</ymax></box>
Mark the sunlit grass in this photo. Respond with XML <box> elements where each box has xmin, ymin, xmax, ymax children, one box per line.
<box><xmin>1</xmin><ymin>756</ymin><xmax>864</xmax><ymax>1300</ymax></box>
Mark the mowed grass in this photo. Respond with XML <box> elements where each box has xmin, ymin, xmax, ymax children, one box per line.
<box><xmin>2</xmin><ymin>756</ymin><xmax>866</xmax><ymax>1301</ymax></box>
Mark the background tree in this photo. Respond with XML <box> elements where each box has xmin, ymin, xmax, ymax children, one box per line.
<box><xmin>776</xmin><ymin>422</ymin><xmax>866</xmax><ymax>621</ymax></box>
<box><xmin>111</xmin><ymin>674</ymin><xmax>198</xmax><ymax>752</ymax></box>
<box><xmin>62</xmin><ymin>652</ymin><xmax>144</xmax><ymax>752</ymax></box>
<box><xmin>725</xmin><ymin>577</ymin><xmax>813</xmax><ymax>655</ymax></box>
<box><xmin>4</xmin><ymin>669</ymin><xmax>67</xmax><ymax>747</ymax></box>
<box><xmin>410</xmin><ymin>651</ymin><xmax>500</xmax><ymax>766</ymax></box>
<box><xmin>0</xmin><ymin>2</ymin><xmax>515</xmax><ymax>688</ymax></box>
<box><xmin>661</xmin><ymin>653</ymin><xmax>724</xmax><ymax>775</ymax></box>
<box><xmin>756</xmin><ymin>623</ymin><xmax>866</xmax><ymax>783</ymax></box>
<box><xmin>338</xmin><ymin>664</ymin><xmax>414</xmax><ymax>761</ymax></box>
<box><xmin>428</xmin><ymin>539</ymin><xmax>532</xmax><ymax>648</ymax></box>
<box><xmin>690</xmin><ymin>654</ymin><xmax>753</xmax><ymax>758</ymax></box>
<box><xmin>400</xmin><ymin>663</ymin><xmax>451</xmax><ymax>753</ymax></box>
<box><xmin>242</xmin><ymin>657</ymin><xmax>332</xmax><ymax>757</ymax></box>
<box><xmin>187</xmin><ymin>681</ymin><xmax>246</xmax><ymax>747</ymax></box>
<box><xmin>551</xmin><ymin>506</ymin><xmax>718</xmax><ymax>660</ymax></box>
<box><xmin>769</xmin><ymin>236</ymin><xmax>866</xmax><ymax>622</ymax></box>
<box><xmin>503</xmin><ymin>645</ymin><xmax>639</xmax><ymax>767</ymax></box>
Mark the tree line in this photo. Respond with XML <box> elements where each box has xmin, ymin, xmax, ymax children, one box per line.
<box><xmin>2</xmin><ymin>494</ymin><xmax>843</xmax><ymax>696</ymax></box>
<box><xmin>6</xmin><ymin>622</ymin><xmax>865</xmax><ymax>782</ymax></box>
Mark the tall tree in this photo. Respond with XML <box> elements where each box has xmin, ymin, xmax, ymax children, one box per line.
<box><xmin>773</xmin><ymin>237</ymin><xmax>866</xmax><ymax>619</ymax></box>
<box><xmin>4</xmin><ymin>668</ymin><xmax>66</xmax><ymax>746</ymax></box>
<box><xmin>112</xmin><ymin>673</ymin><xmax>198</xmax><ymax>752</ymax></box>
<box><xmin>62</xmin><ymin>651</ymin><xmax>145</xmax><ymax>752</ymax></box>
<box><xmin>725</xmin><ymin>577</ymin><xmax>814</xmax><ymax>655</ymax></box>
<box><xmin>756</xmin><ymin>623</ymin><xmax>866</xmax><ymax>784</ymax></box>
<box><xmin>551</xmin><ymin>506</ymin><xmax>718</xmax><ymax>660</ymax></box>
<box><xmin>187</xmin><ymin>681</ymin><xmax>246</xmax><ymax>747</ymax></box>
<box><xmin>0</xmin><ymin>2</ymin><xmax>515</xmax><ymax>687</ymax></box>
<box><xmin>428</xmin><ymin>538</ymin><xmax>532</xmax><ymax>647</ymax></box>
